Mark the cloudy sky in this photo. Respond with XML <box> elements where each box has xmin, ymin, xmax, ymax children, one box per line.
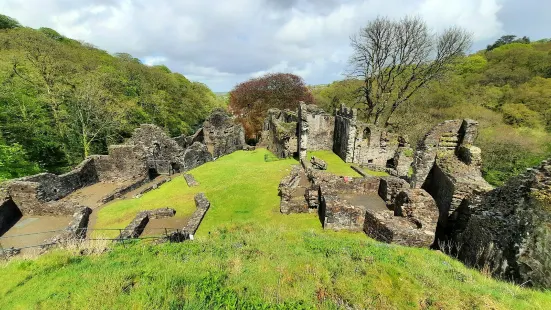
<box><xmin>1</xmin><ymin>0</ymin><xmax>549</xmax><ymax>92</ymax></box>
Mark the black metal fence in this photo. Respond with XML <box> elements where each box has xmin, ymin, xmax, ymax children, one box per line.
<box><xmin>0</xmin><ymin>227</ymin><xmax>187</xmax><ymax>260</ymax></box>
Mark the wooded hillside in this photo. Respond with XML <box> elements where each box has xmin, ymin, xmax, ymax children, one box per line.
<box><xmin>0</xmin><ymin>16</ymin><xmax>224</xmax><ymax>179</ymax></box>
<box><xmin>312</xmin><ymin>38</ymin><xmax>551</xmax><ymax>185</ymax></box>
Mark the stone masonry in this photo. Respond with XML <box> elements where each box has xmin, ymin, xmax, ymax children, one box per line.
<box><xmin>260</xmin><ymin>108</ymin><xmax>298</xmax><ymax>158</ymax></box>
<box><xmin>203</xmin><ymin>109</ymin><xmax>246</xmax><ymax>159</ymax></box>
<box><xmin>410</xmin><ymin>119</ymin><xmax>493</xmax><ymax>243</ymax></box>
<box><xmin>298</xmin><ymin>103</ymin><xmax>335</xmax><ymax>159</ymax></box>
<box><xmin>333</xmin><ymin>104</ymin><xmax>413</xmax><ymax>178</ymax></box>
<box><xmin>450</xmin><ymin>159</ymin><xmax>551</xmax><ymax>288</ymax></box>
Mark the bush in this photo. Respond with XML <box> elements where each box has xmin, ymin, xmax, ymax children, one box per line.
<box><xmin>0</xmin><ymin>143</ymin><xmax>41</xmax><ymax>181</ymax></box>
<box><xmin>501</xmin><ymin>103</ymin><xmax>542</xmax><ymax>128</ymax></box>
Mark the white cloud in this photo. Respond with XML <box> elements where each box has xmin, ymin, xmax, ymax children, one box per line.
<box><xmin>143</xmin><ymin>56</ymin><xmax>168</xmax><ymax>66</ymax></box>
<box><xmin>0</xmin><ymin>0</ymin><xmax>518</xmax><ymax>91</ymax></box>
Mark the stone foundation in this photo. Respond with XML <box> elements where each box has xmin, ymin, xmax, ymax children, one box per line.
<box><xmin>42</xmin><ymin>207</ymin><xmax>92</xmax><ymax>248</ymax></box>
<box><xmin>450</xmin><ymin>160</ymin><xmax>551</xmax><ymax>288</ymax></box>
<box><xmin>203</xmin><ymin>109</ymin><xmax>246</xmax><ymax>158</ymax></box>
<box><xmin>184</xmin><ymin>174</ymin><xmax>199</xmax><ymax>187</ymax></box>
<box><xmin>184</xmin><ymin>193</ymin><xmax>211</xmax><ymax>236</ymax></box>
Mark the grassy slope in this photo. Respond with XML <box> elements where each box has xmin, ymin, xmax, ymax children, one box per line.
<box><xmin>307</xmin><ymin>150</ymin><xmax>361</xmax><ymax>177</ymax></box>
<box><xmin>1</xmin><ymin>149</ymin><xmax>550</xmax><ymax>309</ymax></box>
<box><xmin>308</xmin><ymin>150</ymin><xmax>390</xmax><ymax>177</ymax></box>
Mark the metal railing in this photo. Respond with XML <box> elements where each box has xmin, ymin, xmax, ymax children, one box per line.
<box><xmin>0</xmin><ymin>227</ymin><xmax>188</xmax><ymax>260</ymax></box>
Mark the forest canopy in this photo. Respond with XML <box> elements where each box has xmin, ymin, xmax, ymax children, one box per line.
<box><xmin>0</xmin><ymin>16</ymin><xmax>224</xmax><ymax>179</ymax></box>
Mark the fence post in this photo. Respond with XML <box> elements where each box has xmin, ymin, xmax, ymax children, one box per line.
<box><xmin>0</xmin><ymin>241</ymin><xmax>7</xmax><ymax>262</ymax></box>
<box><xmin>119</xmin><ymin>229</ymin><xmax>126</xmax><ymax>248</ymax></box>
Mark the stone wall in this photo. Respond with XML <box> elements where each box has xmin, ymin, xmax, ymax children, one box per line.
<box><xmin>298</xmin><ymin>103</ymin><xmax>334</xmax><ymax>159</ymax></box>
<box><xmin>203</xmin><ymin>109</ymin><xmax>246</xmax><ymax>158</ymax></box>
<box><xmin>174</xmin><ymin>128</ymin><xmax>204</xmax><ymax>149</ymax></box>
<box><xmin>411</xmin><ymin>120</ymin><xmax>464</xmax><ymax>188</ymax></box>
<box><xmin>410</xmin><ymin>119</ymin><xmax>493</xmax><ymax>244</ymax></box>
<box><xmin>93</xmin><ymin>145</ymin><xmax>147</xmax><ymax>181</ymax></box>
<box><xmin>333</xmin><ymin>104</ymin><xmax>412</xmax><ymax>177</ymax></box>
<box><xmin>129</xmin><ymin>124</ymin><xmax>185</xmax><ymax>175</ymax></box>
<box><xmin>4</xmin><ymin>158</ymin><xmax>101</xmax><ymax>216</ymax></box>
<box><xmin>261</xmin><ymin>109</ymin><xmax>298</xmax><ymax>158</ymax></box>
<box><xmin>333</xmin><ymin>105</ymin><xmax>357</xmax><ymax>163</ymax></box>
<box><xmin>364</xmin><ymin>188</ymin><xmax>439</xmax><ymax>248</ymax></box>
<box><xmin>451</xmin><ymin>159</ymin><xmax>551</xmax><ymax>288</ymax></box>
<box><xmin>184</xmin><ymin>193</ymin><xmax>211</xmax><ymax>237</ymax></box>
<box><xmin>42</xmin><ymin>207</ymin><xmax>92</xmax><ymax>247</ymax></box>
<box><xmin>183</xmin><ymin>142</ymin><xmax>213</xmax><ymax>171</ymax></box>
<box><xmin>316</xmin><ymin>173</ymin><xmax>382</xmax><ymax>231</ymax></box>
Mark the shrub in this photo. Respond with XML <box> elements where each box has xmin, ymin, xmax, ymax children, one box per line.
<box><xmin>501</xmin><ymin>103</ymin><xmax>542</xmax><ymax>128</ymax></box>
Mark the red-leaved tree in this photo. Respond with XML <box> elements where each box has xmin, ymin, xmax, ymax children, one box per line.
<box><xmin>229</xmin><ymin>73</ymin><xmax>314</xmax><ymax>140</ymax></box>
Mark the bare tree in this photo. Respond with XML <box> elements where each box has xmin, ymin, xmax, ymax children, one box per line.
<box><xmin>348</xmin><ymin>16</ymin><xmax>472</xmax><ymax>126</ymax></box>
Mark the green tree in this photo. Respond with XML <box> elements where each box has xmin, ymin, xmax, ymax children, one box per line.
<box><xmin>0</xmin><ymin>142</ymin><xmax>41</xmax><ymax>181</ymax></box>
<box><xmin>0</xmin><ymin>14</ymin><xmax>21</xmax><ymax>29</ymax></box>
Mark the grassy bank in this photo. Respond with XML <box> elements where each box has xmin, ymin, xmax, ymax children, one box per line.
<box><xmin>1</xmin><ymin>149</ymin><xmax>550</xmax><ymax>309</ymax></box>
<box><xmin>1</xmin><ymin>224</ymin><xmax>550</xmax><ymax>309</ymax></box>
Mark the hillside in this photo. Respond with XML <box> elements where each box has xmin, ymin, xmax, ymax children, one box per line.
<box><xmin>312</xmin><ymin>39</ymin><xmax>551</xmax><ymax>186</ymax></box>
<box><xmin>1</xmin><ymin>150</ymin><xmax>550</xmax><ymax>309</ymax></box>
<box><xmin>0</xmin><ymin>19</ymin><xmax>224</xmax><ymax>179</ymax></box>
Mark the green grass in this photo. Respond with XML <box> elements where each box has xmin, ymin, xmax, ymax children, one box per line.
<box><xmin>1</xmin><ymin>224</ymin><xmax>550</xmax><ymax>309</ymax></box>
<box><xmin>307</xmin><ymin>150</ymin><xmax>361</xmax><ymax>177</ymax></box>
<box><xmin>1</xmin><ymin>149</ymin><xmax>550</xmax><ymax>309</ymax></box>
<box><xmin>362</xmin><ymin>168</ymin><xmax>390</xmax><ymax>177</ymax></box>
<box><xmin>93</xmin><ymin>178</ymin><xmax>198</xmax><ymax>235</ymax></box>
<box><xmin>95</xmin><ymin>149</ymin><xmax>321</xmax><ymax>237</ymax></box>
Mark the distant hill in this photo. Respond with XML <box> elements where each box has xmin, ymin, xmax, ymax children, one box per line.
<box><xmin>0</xmin><ymin>15</ymin><xmax>225</xmax><ymax>178</ymax></box>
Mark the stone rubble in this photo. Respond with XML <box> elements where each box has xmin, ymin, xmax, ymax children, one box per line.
<box><xmin>184</xmin><ymin>174</ymin><xmax>199</xmax><ymax>187</ymax></box>
<box><xmin>310</xmin><ymin>156</ymin><xmax>327</xmax><ymax>170</ymax></box>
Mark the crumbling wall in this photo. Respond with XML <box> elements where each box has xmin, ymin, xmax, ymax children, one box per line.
<box><xmin>203</xmin><ymin>109</ymin><xmax>245</xmax><ymax>158</ymax></box>
<box><xmin>298</xmin><ymin>103</ymin><xmax>334</xmax><ymax>159</ymax></box>
<box><xmin>261</xmin><ymin>109</ymin><xmax>298</xmax><ymax>158</ymax></box>
<box><xmin>183</xmin><ymin>142</ymin><xmax>213</xmax><ymax>171</ymax></box>
<box><xmin>333</xmin><ymin>104</ymin><xmax>412</xmax><ymax>177</ymax></box>
<box><xmin>130</xmin><ymin>124</ymin><xmax>185</xmax><ymax>175</ymax></box>
<box><xmin>174</xmin><ymin>128</ymin><xmax>204</xmax><ymax>149</ymax></box>
<box><xmin>93</xmin><ymin>145</ymin><xmax>147</xmax><ymax>181</ymax></box>
<box><xmin>411</xmin><ymin>119</ymin><xmax>493</xmax><ymax>244</ymax></box>
<box><xmin>364</xmin><ymin>188</ymin><xmax>439</xmax><ymax>248</ymax></box>
<box><xmin>316</xmin><ymin>174</ymin><xmax>382</xmax><ymax>231</ymax></box>
<box><xmin>333</xmin><ymin>105</ymin><xmax>357</xmax><ymax>163</ymax></box>
<box><xmin>411</xmin><ymin>120</ymin><xmax>463</xmax><ymax>188</ymax></box>
<box><xmin>451</xmin><ymin>160</ymin><xmax>551</xmax><ymax>288</ymax></box>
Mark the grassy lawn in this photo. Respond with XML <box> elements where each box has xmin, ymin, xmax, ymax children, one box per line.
<box><xmin>307</xmin><ymin>150</ymin><xmax>390</xmax><ymax>177</ymax></box>
<box><xmin>362</xmin><ymin>168</ymin><xmax>390</xmax><ymax>177</ymax></box>
<box><xmin>1</xmin><ymin>148</ymin><xmax>550</xmax><ymax>309</ymax></box>
<box><xmin>94</xmin><ymin>149</ymin><xmax>321</xmax><ymax>237</ymax></box>
<box><xmin>307</xmin><ymin>150</ymin><xmax>361</xmax><ymax>177</ymax></box>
